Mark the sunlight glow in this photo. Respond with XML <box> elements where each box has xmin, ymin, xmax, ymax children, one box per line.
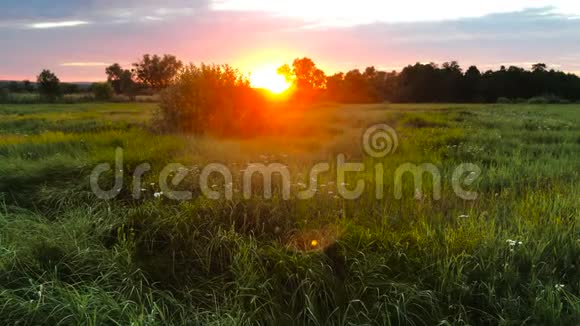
<box><xmin>250</xmin><ymin>65</ymin><xmax>291</xmax><ymax>94</ymax></box>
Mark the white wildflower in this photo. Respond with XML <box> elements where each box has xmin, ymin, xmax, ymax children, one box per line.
<box><xmin>153</xmin><ymin>192</ymin><xmax>163</xmax><ymax>198</ymax></box>
<box><xmin>506</xmin><ymin>239</ymin><xmax>523</xmax><ymax>247</ymax></box>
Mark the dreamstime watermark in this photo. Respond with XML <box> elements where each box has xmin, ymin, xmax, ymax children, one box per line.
<box><xmin>90</xmin><ymin>124</ymin><xmax>482</xmax><ymax>201</ymax></box>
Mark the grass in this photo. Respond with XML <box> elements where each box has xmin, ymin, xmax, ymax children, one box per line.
<box><xmin>0</xmin><ymin>102</ymin><xmax>578</xmax><ymax>325</ymax></box>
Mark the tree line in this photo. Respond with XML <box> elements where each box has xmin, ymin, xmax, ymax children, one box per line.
<box><xmin>278</xmin><ymin>58</ymin><xmax>580</xmax><ymax>103</ymax></box>
<box><xmin>3</xmin><ymin>54</ymin><xmax>580</xmax><ymax>104</ymax></box>
<box><xmin>0</xmin><ymin>54</ymin><xmax>183</xmax><ymax>102</ymax></box>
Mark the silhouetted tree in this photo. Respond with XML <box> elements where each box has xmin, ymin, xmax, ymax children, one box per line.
<box><xmin>106</xmin><ymin>63</ymin><xmax>138</xmax><ymax>99</ymax></box>
<box><xmin>325</xmin><ymin>72</ymin><xmax>345</xmax><ymax>101</ymax></box>
<box><xmin>36</xmin><ymin>69</ymin><xmax>61</xmax><ymax>101</ymax></box>
<box><xmin>396</xmin><ymin>63</ymin><xmax>440</xmax><ymax>102</ymax></box>
<box><xmin>532</xmin><ymin>63</ymin><xmax>547</xmax><ymax>73</ymax></box>
<box><xmin>321</xmin><ymin>61</ymin><xmax>580</xmax><ymax>103</ymax></box>
<box><xmin>464</xmin><ymin>66</ymin><xmax>482</xmax><ymax>102</ymax></box>
<box><xmin>133</xmin><ymin>54</ymin><xmax>183</xmax><ymax>91</ymax></box>
<box><xmin>343</xmin><ymin>69</ymin><xmax>371</xmax><ymax>102</ymax></box>
<box><xmin>105</xmin><ymin>63</ymin><xmax>125</xmax><ymax>93</ymax></box>
<box><xmin>278</xmin><ymin>58</ymin><xmax>325</xmax><ymax>100</ymax></box>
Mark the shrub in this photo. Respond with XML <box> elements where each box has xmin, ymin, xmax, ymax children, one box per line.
<box><xmin>154</xmin><ymin>64</ymin><xmax>266</xmax><ymax>135</ymax></box>
<box><xmin>91</xmin><ymin>82</ymin><xmax>114</xmax><ymax>101</ymax></box>
<box><xmin>527</xmin><ymin>96</ymin><xmax>550</xmax><ymax>104</ymax></box>
<box><xmin>497</xmin><ymin>97</ymin><xmax>511</xmax><ymax>104</ymax></box>
<box><xmin>528</xmin><ymin>95</ymin><xmax>566</xmax><ymax>104</ymax></box>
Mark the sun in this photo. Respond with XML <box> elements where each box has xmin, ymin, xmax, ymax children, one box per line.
<box><xmin>249</xmin><ymin>65</ymin><xmax>291</xmax><ymax>94</ymax></box>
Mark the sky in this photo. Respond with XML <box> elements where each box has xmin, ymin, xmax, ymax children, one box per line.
<box><xmin>1</xmin><ymin>0</ymin><xmax>580</xmax><ymax>81</ymax></box>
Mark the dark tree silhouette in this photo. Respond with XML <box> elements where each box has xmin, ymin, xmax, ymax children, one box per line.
<box><xmin>132</xmin><ymin>54</ymin><xmax>183</xmax><ymax>91</ymax></box>
<box><xmin>278</xmin><ymin>58</ymin><xmax>325</xmax><ymax>92</ymax></box>
<box><xmin>106</xmin><ymin>63</ymin><xmax>138</xmax><ymax>99</ymax></box>
<box><xmin>319</xmin><ymin>60</ymin><xmax>580</xmax><ymax>104</ymax></box>
<box><xmin>36</xmin><ymin>69</ymin><xmax>61</xmax><ymax>101</ymax></box>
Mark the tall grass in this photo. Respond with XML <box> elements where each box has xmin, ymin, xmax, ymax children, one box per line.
<box><xmin>0</xmin><ymin>102</ymin><xmax>578</xmax><ymax>325</ymax></box>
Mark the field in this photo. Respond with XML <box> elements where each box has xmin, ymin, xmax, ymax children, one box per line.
<box><xmin>0</xmin><ymin>102</ymin><xmax>578</xmax><ymax>325</ymax></box>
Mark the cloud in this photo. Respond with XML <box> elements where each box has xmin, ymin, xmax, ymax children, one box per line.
<box><xmin>29</xmin><ymin>21</ymin><xmax>90</xmax><ymax>29</ymax></box>
<box><xmin>0</xmin><ymin>0</ymin><xmax>208</xmax><ymax>28</ymax></box>
<box><xmin>344</xmin><ymin>7</ymin><xmax>580</xmax><ymax>45</ymax></box>
<box><xmin>212</xmin><ymin>0</ymin><xmax>580</xmax><ymax>26</ymax></box>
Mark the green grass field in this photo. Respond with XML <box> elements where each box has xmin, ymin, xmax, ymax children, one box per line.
<box><xmin>0</xmin><ymin>102</ymin><xmax>578</xmax><ymax>325</ymax></box>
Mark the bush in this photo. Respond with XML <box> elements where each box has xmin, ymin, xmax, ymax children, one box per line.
<box><xmin>527</xmin><ymin>96</ymin><xmax>549</xmax><ymax>104</ymax></box>
<box><xmin>497</xmin><ymin>97</ymin><xmax>511</xmax><ymax>104</ymax></box>
<box><xmin>528</xmin><ymin>94</ymin><xmax>567</xmax><ymax>104</ymax></box>
<box><xmin>91</xmin><ymin>82</ymin><xmax>114</xmax><ymax>101</ymax></box>
<box><xmin>154</xmin><ymin>64</ymin><xmax>266</xmax><ymax>135</ymax></box>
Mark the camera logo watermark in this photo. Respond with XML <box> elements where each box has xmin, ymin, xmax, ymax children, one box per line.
<box><xmin>90</xmin><ymin>124</ymin><xmax>481</xmax><ymax>201</ymax></box>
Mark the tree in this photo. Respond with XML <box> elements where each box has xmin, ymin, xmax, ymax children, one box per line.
<box><xmin>292</xmin><ymin>57</ymin><xmax>326</xmax><ymax>90</ymax></box>
<box><xmin>364</xmin><ymin>67</ymin><xmax>388</xmax><ymax>102</ymax></box>
<box><xmin>132</xmin><ymin>54</ymin><xmax>183</xmax><ymax>91</ymax></box>
<box><xmin>91</xmin><ymin>82</ymin><xmax>114</xmax><ymax>101</ymax></box>
<box><xmin>105</xmin><ymin>63</ymin><xmax>125</xmax><ymax>93</ymax></box>
<box><xmin>277</xmin><ymin>64</ymin><xmax>292</xmax><ymax>82</ymax></box>
<box><xmin>344</xmin><ymin>69</ymin><xmax>371</xmax><ymax>102</ymax></box>
<box><xmin>36</xmin><ymin>69</ymin><xmax>61</xmax><ymax>101</ymax></box>
<box><xmin>278</xmin><ymin>58</ymin><xmax>325</xmax><ymax>91</ymax></box>
<box><xmin>464</xmin><ymin>66</ymin><xmax>482</xmax><ymax>102</ymax></box>
<box><xmin>532</xmin><ymin>63</ymin><xmax>547</xmax><ymax>73</ymax></box>
<box><xmin>326</xmin><ymin>73</ymin><xmax>344</xmax><ymax>101</ymax></box>
<box><xmin>106</xmin><ymin>63</ymin><xmax>138</xmax><ymax>99</ymax></box>
<box><xmin>119</xmin><ymin>70</ymin><xmax>138</xmax><ymax>100</ymax></box>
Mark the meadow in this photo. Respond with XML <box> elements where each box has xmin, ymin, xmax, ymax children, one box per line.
<box><xmin>0</xmin><ymin>102</ymin><xmax>578</xmax><ymax>325</ymax></box>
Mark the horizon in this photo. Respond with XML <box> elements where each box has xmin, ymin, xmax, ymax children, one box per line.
<box><xmin>1</xmin><ymin>59</ymin><xmax>579</xmax><ymax>84</ymax></box>
<box><xmin>1</xmin><ymin>1</ymin><xmax>580</xmax><ymax>81</ymax></box>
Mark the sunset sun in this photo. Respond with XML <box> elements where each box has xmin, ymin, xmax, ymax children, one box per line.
<box><xmin>249</xmin><ymin>66</ymin><xmax>291</xmax><ymax>94</ymax></box>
